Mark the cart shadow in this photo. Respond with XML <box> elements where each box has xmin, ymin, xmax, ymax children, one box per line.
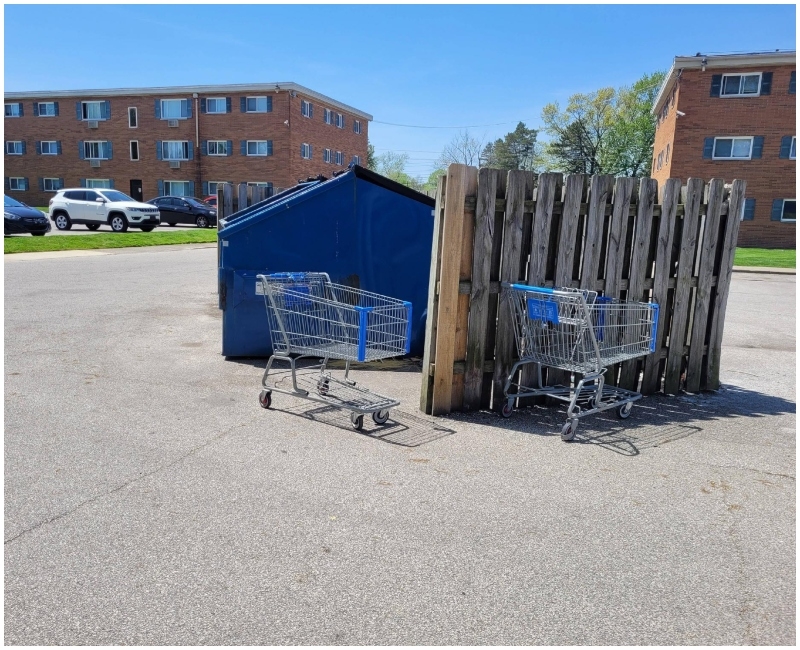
<box><xmin>271</xmin><ymin>402</ymin><xmax>456</xmax><ymax>448</ymax></box>
<box><xmin>446</xmin><ymin>384</ymin><xmax>795</xmax><ymax>457</ymax></box>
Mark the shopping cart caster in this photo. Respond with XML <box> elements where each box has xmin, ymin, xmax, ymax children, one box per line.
<box><xmin>617</xmin><ymin>402</ymin><xmax>633</xmax><ymax>419</ymax></box>
<box><xmin>500</xmin><ymin>401</ymin><xmax>514</xmax><ymax>418</ymax></box>
<box><xmin>259</xmin><ymin>390</ymin><xmax>272</xmax><ymax>409</ymax></box>
<box><xmin>350</xmin><ymin>413</ymin><xmax>364</xmax><ymax>431</ymax></box>
<box><xmin>317</xmin><ymin>377</ymin><xmax>330</xmax><ymax>396</ymax></box>
<box><xmin>372</xmin><ymin>410</ymin><xmax>390</xmax><ymax>425</ymax></box>
<box><xmin>561</xmin><ymin>419</ymin><xmax>578</xmax><ymax>442</ymax></box>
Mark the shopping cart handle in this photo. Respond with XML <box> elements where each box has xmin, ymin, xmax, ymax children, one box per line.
<box><xmin>268</xmin><ymin>272</ymin><xmax>307</xmax><ymax>280</ymax></box>
<box><xmin>509</xmin><ymin>282</ymin><xmax>554</xmax><ymax>294</ymax></box>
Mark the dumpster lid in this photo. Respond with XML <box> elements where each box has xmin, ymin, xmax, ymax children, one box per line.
<box><xmin>349</xmin><ymin>164</ymin><xmax>435</xmax><ymax>207</ymax></box>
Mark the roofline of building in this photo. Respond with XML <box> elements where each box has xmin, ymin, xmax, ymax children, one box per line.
<box><xmin>3</xmin><ymin>82</ymin><xmax>373</xmax><ymax>120</ymax></box>
<box><xmin>652</xmin><ymin>50</ymin><xmax>796</xmax><ymax>115</ymax></box>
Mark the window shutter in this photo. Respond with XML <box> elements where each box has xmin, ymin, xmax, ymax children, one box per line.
<box><xmin>102</xmin><ymin>101</ymin><xmax>111</xmax><ymax>119</ymax></box>
<box><xmin>109</xmin><ymin>179</ymin><xmax>115</xmax><ymax>189</ymax></box>
<box><xmin>38</xmin><ymin>177</ymin><xmax>44</xmax><ymax>191</ymax></box>
<box><xmin>241</xmin><ymin>140</ymin><xmax>247</xmax><ymax>156</ymax></box>
<box><xmin>790</xmin><ymin>71</ymin><xmax>796</xmax><ymax>94</ymax></box>
<box><xmin>186</xmin><ymin>99</ymin><xmax>192</xmax><ymax>118</ymax></box>
<box><xmin>35</xmin><ymin>141</ymin><xmax>41</xmax><ymax>155</ymax></box>
<box><xmin>267</xmin><ymin>140</ymin><xmax>273</xmax><ymax>156</ymax></box>
<box><xmin>309</xmin><ymin>103</ymin><xmax>313</xmax><ymax>119</ymax></box>
<box><xmin>226</xmin><ymin>97</ymin><xmax>232</xmax><ymax>113</ymax></box>
<box><xmin>22</xmin><ymin>177</ymin><xmax>28</xmax><ymax>191</ymax></box>
<box><xmin>301</xmin><ymin>143</ymin><xmax>304</xmax><ymax>156</ymax></box>
<box><xmin>58</xmin><ymin>178</ymin><xmax>64</xmax><ymax>189</ymax></box>
<box><xmin>771</xmin><ymin>199</ymin><xmax>784</xmax><ymax>221</ymax></box>
<box><xmin>54</xmin><ymin>101</ymin><xmax>59</xmax><ymax>116</ymax></box>
<box><xmin>158</xmin><ymin>180</ymin><xmax>164</xmax><ymax>196</ymax></box>
<box><xmin>240</xmin><ymin>97</ymin><xmax>246</xmax><ymax>113</ymax></box>
<box><xmin>710</xmin><ymin>75</ymin><xmax>722</xmax><ymax>97</ymax></box>
<box><xmin>57</xmin><ymin>141</ymin><xmax>62</xmax><ymax>155</ymax></box>
<box><xmin>106</xmin><ymin>141</ymin><xmax>113</xmax><ymax>159</ymax></box>
<box><xmin>33</xmin><ymin>103</ymin><xmax>39</xmax><ymax>117</ymax></box>
<box><xmin>79</xmin><ymin>141</ymin><xmax>85</xmax><ymax>160</ymax></box>
<box><xmin>742</xmin><ymin>198</ymin><xmax>756</xmax><ymax>221</ymax></box>
<box><xmin>267</xmin><ymin>96</ymin><xmax>272</xmax><ymax>112</ymax></box>
<box><xmin>779</xmin><ymin>136</ymin><xmax>792</xmax><ymax>158</ymax></box>
<box><xmin>200</xmin><ymin>98</ymin><xmax>206</xmax><ymax>114</ymax></box>
<box><xmin>751</xmin><ymin>136</ymin><xmax>764</xmax><ymax>159</ymax></box>
<box><xmin>760</xmin><ymin>72</ymin><xmax>772</xmax><ymax>95</ymax></box>
<box><xmin>187</xmin><ymin>144</ymin><xmax>194</xmax><ymax>160</ymax></box>
<box><xmin>156</xmin><ymin>141</ymin><xmax>162</xmax><ymax>160</ymax></box>
<box><xmin>20</xmin><ymin>141</ymin><xmax>26</xmax><ymax>155</ymax></box>
<box><xmin>202</xmin><ymin>182</ymin><xmax>209</xmax><ymax>196</ymax></box>
<box><xmin>155</xmin><ymin>99</ymin><xmax>161</xmax><ymax>119</ymax></box>
<box><xmin>180</xmin><ymin>99</ymin><xmax>188</xmax><ymax>118</ymax></box>
<box><xmin>18</xmin><ymin>104</ymin><xmax>23</xmax><ymax>117</ymax></box>
<box><xmin>76</xmin><ymin>102</ymin><xmax>82</xmax><ymax>120</ymax></box>
<box><xmin>227</xmin><ymin>140</ymin><xmax>232</xmax><ymax>156</ymax></box>
<box><xmin>79</xmin><ymin>178</ymin><xmax>86</xmax><ymax>188</ymax></box>
<box><xmin>309</xmin><ymin>145</ymin><xmax>313</xmax><ymax>158</ymax></box>
<box><xmin>188</xmin><ymin>181</ymin><xmax>195</xmax><ymax>197</ymax></box>
<box><xmin>201</xmin><ymin>140</ymin><xmax>207</xmax><ymax>155</ymax></box>
<box><xmin>3</xmin><ymin>178</ymin><xmax>8</xmax><ymax>190</ymax></box>
<box><xmin>702</xmin><ymin>137</ymin><xmax>714</xmax><ymax>159</ymax></box>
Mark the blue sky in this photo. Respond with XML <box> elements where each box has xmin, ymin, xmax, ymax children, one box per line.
<box><xmin>4</xmin><ymin>4</ymin><xmax>796</xmax><ymax>180</ymax></box>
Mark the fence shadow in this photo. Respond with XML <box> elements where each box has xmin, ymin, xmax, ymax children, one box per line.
<box><xmin>445</xmin><ymin>384</ymin><xmax>795</xmax><ymax>457</ymax></box>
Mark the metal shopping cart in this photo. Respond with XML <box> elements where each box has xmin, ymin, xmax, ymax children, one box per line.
<box><xmin>256</xmin><ymin>272</ymin><xmax>412</xmax><ymax>430</ymax></box>
<box><xmin>501</xmin><ymin>283</ymin><xmax>659</xmax><ymax>441</ymax></box>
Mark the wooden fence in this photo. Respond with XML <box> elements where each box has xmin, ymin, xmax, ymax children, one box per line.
<box><xmin>420</xmin><ymin>164</ymin><xmax>746</xmax><ymax>416</ymax></box>
<box><xmin>216</xmin><ymin>182</ymin><xmax>273</xmax><ymax>220</ymax></box>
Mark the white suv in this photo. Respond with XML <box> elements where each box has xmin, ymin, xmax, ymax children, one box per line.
<box><xmin>49</xmin><ymin>188</ymin><xmax>161</xmax><ymax>232</ymax></box>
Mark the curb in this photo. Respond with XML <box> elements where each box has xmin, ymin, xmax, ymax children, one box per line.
<box><xmin>4</xmin><ymin>243</ymin><xmax>217</xmax><ymax>261</ymax></box>
<box><xmin>732</xmin><ymin>266</ymin><xmax>795</xmax><ymax>275</ymax></box>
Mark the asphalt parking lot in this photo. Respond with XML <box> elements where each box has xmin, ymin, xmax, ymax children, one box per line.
<box><xmin>4</xmin><ymin>247</ymin><xmax>796</xmax><ymax>645</ymax></box>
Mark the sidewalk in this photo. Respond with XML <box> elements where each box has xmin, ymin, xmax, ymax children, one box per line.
<box><xmin>732</xmin><ymin>265</ymin><xmax>795</xmax><ymax>275</ymax></box>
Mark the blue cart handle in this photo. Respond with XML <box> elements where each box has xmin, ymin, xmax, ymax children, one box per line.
<box><xmin>509</xmin><ymin>282</ymin><xmax>554</xmax><ymax>294</ymax></box>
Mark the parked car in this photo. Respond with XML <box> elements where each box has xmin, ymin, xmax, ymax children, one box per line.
<box><xmin>147</xmin><ymin>196</ymin><xmax>218</xmax><ymax>228</ymax></box>
<box><xmin>203</xmin><ymin>196</ymin><xmax>217</xmax><ymax>208</ymax></box>
<box><xmin>49</xmin><ymin>189</ymin><xmax>160</xmax><ymax>232</ymax></box>
<box><xmin>4</xmin><ymin>195</ymin><xmax>51</xmax><ymax>236</ymax></box>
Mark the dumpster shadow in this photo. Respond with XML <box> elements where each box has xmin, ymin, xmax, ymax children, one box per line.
<box><xmin>446</xmin><ymin>384</ymin><xmax>795</xmax><ymax>457</ymax></box>
<box><xmin>227</xmin><ymin>356</ymin><xmax>423</xmax><ymax>373</ymax></box>
<box><xmin>273</xmin><ymin>402</ymin><xmax>456</xmax><ymax>448</ymax></box>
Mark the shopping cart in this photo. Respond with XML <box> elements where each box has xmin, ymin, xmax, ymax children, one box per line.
<box><xmin>256</xmin><ymin>272</ymin><xmax>412</xmax><ymax>430</ymax></box>
<box><xmin>500</xmin><ymin>282</ymin><xmax>659</xmax><ymax>441</ymax></box>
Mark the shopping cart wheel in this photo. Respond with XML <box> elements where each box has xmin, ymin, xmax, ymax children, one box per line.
<box><xmin>561</xmin><ymin>419</ymin><xmax>578</xmax><ymax>442</ymax></box>
<box><xmin>258</xmin><ymin>390</ymin><xmax>272</xmax><ymax>409</ymax></box>
<box><xmin>350</xmin><ymin>413</ymin><xmax>364</xmax><ymax>431</ymax></box>
<box><xmin>500</xmin><ymin>401</ymin><xmax>514</xmax><ymax>418</ymax></box>
<box><xmin>617</xmin><ymin>402</ymin><xmax>633</xmax><ymax>419</ymax></box>
<box><xmin>317</xmin><ymin>377</ymin><xmax>330</xmax><ymax>396</ymax></box>
<box><xmin>372</xmin><ymin>410</ymin><xmax>390</xmax><ymax>425</ymax></box>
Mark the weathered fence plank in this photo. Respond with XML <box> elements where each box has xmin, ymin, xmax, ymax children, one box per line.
<box><xmin>684</xmin><ymin>179</ymin><xmax>725</xmax><ymax>393</ymax></box>
<box><xmin>238</xmin><ymin>183</ymin><xmax>249</xmax><ymax>212</ymax></box>
<box><xmin>579</xmin><ymin>175</ymin><xmax>615</xmax><ymax>291</ymax></box>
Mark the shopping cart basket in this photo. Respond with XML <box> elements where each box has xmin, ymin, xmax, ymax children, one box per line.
<box><xmin>256</xmin><ymin>272</ymin><xmax>412</xmax><ymax>430</ymax></box>
<box><xmin>501</xmin><ymin>282</ymin><xmax>659</xmax><ymax>441</ymax></box>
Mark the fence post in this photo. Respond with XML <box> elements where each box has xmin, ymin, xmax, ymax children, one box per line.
<box><xmin>222</xmin><ymin>183</ymin><xmax>234</xmax><ymax>219</ymax></box>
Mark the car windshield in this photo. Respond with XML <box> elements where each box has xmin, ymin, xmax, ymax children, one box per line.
<box><xmin>99</xmin><ymin>190</ymin><xmax>134</xmax><ymax>202</ymax></box>
<box><xmin>4</xmin><ymin>195</ymin><xmax>25</xmax><ymax>208</ymax></box>
<box><xmin>185</xmin><ymin>198</ymin><xmax>208</xmax><ymax>208</ymax></box>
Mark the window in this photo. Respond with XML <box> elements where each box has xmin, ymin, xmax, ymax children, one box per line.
<box><xmin>324</xmin><ymin>108</ymin><xmax>333</xmax><ymax>125</ymax></box>
<box><xmin>661</xmin><ymin>103</ymin><xmax>668</xmax><ymax>121</ymax></box>
<box><xmin>5</xmin><ymin>103</ymin><xmax>21</xmax><ymax>117</ymax></box>
<box><xmin>335</xmin><ymin>113</ymin><xmax>344</xmax><ymax>129</ymax></box>
<box><xmin>162</xmin><ymin>141</ymin><xmax>190</xmax><ymax>160</ymax></box>
<box><xmin>81</xmin><ymin>101</ymin><xmax>105</xmax><ymax>120</ymax></box>
<box><xmin>352</xmin><ymin>155</ymin><xmax>361</xmax><ymax>165</ymax></box>
<box><xmin>301</xmin><ymin>100</ymin><xmax>312</xmax><ymax>118</ymax></box>
<box><xmin>208</xmin><ymin>140</ymin><xmax>228</xmax><ymax>156</ymax></box>
<box><xmin>160</xmin><ymin>99</ymin><xmax>184</xmax><ymax>120</ymax></box>
<box><xmin>335</xmin><ymin>151</ymin><xmax>344</xmax><ymax>165</ymax></box>
<box><xmin>164</xmin><ymin>180</ymin><xmax>191</xmax><ymax>196</ymax></box>
<box><xmin>245</xmin><ymin>97</ymin><xmax>271</xmax><ymax>113</ymax></box>
<box><xmin>128</xmin><ymin>107</ymin><xmax>138</xmax><ymax>128</ymax></box>
<box><xmin>84</xmin><ymin>141</ymin><xmax>109</xmax><ymax>160</ymax></box>
<box><xmin>41</xmin><ymin>141</ymin><xmax>58</xmax><ymax>155</ymax></box>
<box><xmin>779</xmin><ymin>199</ymin><xmax>796</xmax><ymax>222</ymax></box>
<box><xmin>656</xmin><ymin>151</ymin><xmax>663</xmax><ymax>170</ymax></box>
<box><xmin>665</xmin><ymin>143</ymin><xmax>670</xmax><ymax>164</ymax></box>
<box><xmin>6</xmin><ymin>141</ymin><xmax>23</xmax><ymax>155</ymax></box>
<box><xmin>207</xmin><ymin>181</ymin><xmax>225</xmax><ymax>195</ymax></box>
<box><xmin>713</xmin><ymin>137</ymin><xmax>753</xmax><ymax>160</ymax></box>
<box><xmin>8</xmin><ymin>177</ymin><xmax>26</xmax><ymax>190</ymax></box>
<box><xmin>301</xmin><ymin>143</ymin><xmax>312</xmax><ymax>159</ymax></box>
<box><xmin>37</xmin><ymin>102</ymin><xmax>56</xmax><ymax>117</ymax></box>
<box><xmin>130</xmin><ymin>141</ymin><xmax>139</xmax><ymax>161</ymax></box>
<box><xmin>721</xmin><ymin>73</ymin><xmax>762</xmax><ymax>97</ymax></box>
<box><xmin>246</xmin><ymin>140</ymin><xmax>272</xmax><ymax>156</ymax></box>
<box><xmin>790</xmin><ymin>71</ymin><xmax>796</xmax><ymax>95</ymax></box>
<box><xmin>85</xmin><ymin>179</ymin><xmax>112</xmax><ymax>189</ymax></box>
<box><xmin>43</xmin><ymin>178</ymin><xmax>61</xmax><ymax>191</ymax></box>
<box><xmin>206</xmin><ymin>98</ymin><xmax>227</xmax><ymax>114</ymax></box>
<box><xmin>323</xmin><ymin>148</ymin><xmax>332</xmax><ymax>163</ymax></box>
<box><xmin>791</xmin><ymin>137</ymin><xmax>797</xmax><ymax>160</ymax></box>
<box><xmin>353</xmin><ymin>120</ymin><xmax>362</xmax><ymax>135</ymax></box>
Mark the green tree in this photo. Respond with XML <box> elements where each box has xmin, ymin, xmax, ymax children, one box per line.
<box><xmin>423</xmin><ymin>168</ymin><xmax>446</xmax><ymax>194</ymax></box>
<box><xmin>375</xmin><ymin>151</ymin><xmax>422</xmax><ymax>190</ymax></box>
<box><xmin>436</xmin><ymin>130</ymin><xmax>484</xmax><ymax>168</ymax></box>
<box><xmin>481</xmin><ymin>122</ymin><xmax>540</xmax><ymax>171</ymax></box>
<box><xmin>366</xmin><ymin>141</ymin><xmax>377</xmax><ymax>170</ymax></box>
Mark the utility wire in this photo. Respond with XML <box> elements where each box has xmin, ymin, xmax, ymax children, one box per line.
<box><xmin>372</xmin><ymin>119</ymin><xmax>527</xmax><ymax>129</ymax></box>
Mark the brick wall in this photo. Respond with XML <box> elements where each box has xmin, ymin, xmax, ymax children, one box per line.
<box><xmin>4</xmin><ymin>88</ymin><xmax>369</xmax><ymax>207</ymax></box>
<box><xmin>653</xmin><ymin>65</ymin><xmax>796</xmax><ymax>248</ymax></box>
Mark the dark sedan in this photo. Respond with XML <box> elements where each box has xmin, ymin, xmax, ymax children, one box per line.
<box><xmin>4</xmin><ymin>195</ymin><xmax>51</xmax><ymax>236</ymax></box>
<box><xmin>147</xmin><ymin>196</ymin><xmax>217</xmax><ymax>228</ymax></box>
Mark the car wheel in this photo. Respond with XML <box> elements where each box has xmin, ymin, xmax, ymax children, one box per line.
<box><xmin>168</xmin><ymin>223</ymin><xmax>176</xmax><ymax>227</ymax></box>
<box><xmin>110</xmin><ymin>214</ymin><xmax>128</xmax><ymax>233</ymax></box>
<box><xmin>87</xmin><ymin>224</ymin><xmax>100</xmax><ymax>231</ymax></box>
<box><xmin>54</xmin><ymin>214</ymin><xmax>72</xmax><ymax>230</ymax></box>
<box><xmin>31</xmin><ymin>232</ymin><xmax>45</xmax><ymax>237</ymax></box>
<box><xmin>196</xmin><ymin>215</ymin><xmax>209</xmax><ymax>228</ymax></box>
<box><xmin>140</xmin><ymin>226</ymin><xmax>155</xmax><ymax>232</ymax></box>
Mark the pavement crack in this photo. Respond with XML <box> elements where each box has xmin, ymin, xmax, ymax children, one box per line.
<box><xmin>4</xmin><ymin>416</ymin><xmax>258</xmax><ymax>546</ymax></box>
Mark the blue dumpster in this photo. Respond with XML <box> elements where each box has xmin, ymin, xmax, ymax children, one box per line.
<box><xmin>218</xmin><ymin>164</ymin><xmax>435</xmax><ymax>357</ymax></box>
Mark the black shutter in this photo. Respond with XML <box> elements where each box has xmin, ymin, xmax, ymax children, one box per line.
<box><xmin>226</xmin><ymin>97</ymin><xmax>232</xmax><ymax>113</ymax></box>
<box><xmin>241</xmin><ymin>141</ymin><xmax>247</xmax><ymax>155</ymax></box>
<box><xmin>710</xmin><ymin>75</ymin><xmax>722</xmax><ymax>97</ymax></box>
<box><xmin>18</xmin><ymin>104</ymin><xmax>23</xmax><ymax>117</ymax></box>
<box><xmin>79</xmin><ymin>141</ymin><xmax>85</xmax><ymax>160</ymax></box>
<box><xmin>779</xmin><ymin>136</ymin><xmax>792</xmax><ymax>158</ymax></box>
<box><xmin>742</xmin><ymin>198</ymin><xmax>756</xmax><ymax>221</ymax></box>
<box><xmin>790</xmin><ymin>71</ymin><xmax>796</xmax><ymax>94</ymax></box>
<box><xmin>771</xmin><ymin>199</ymin><xmax>784</xmax><ymax>221</ymax></box>
<box><xmin>267</xmin><ymin>96</ymin><xmax>272</xmax><ymax>112</ymax></box>
<box><xmin>35</xmin><ymin>141</ymin><xmax>41</xmax><ymax>155</ymax></box>
<box><xmin>57</xmin><ymin>141</ymin><xmax>62</xmax><ymax>155</ymax></box>
<box><xmin>201</xmin><ymin>140</ymin><xmax>207</xmax><ymax>155</ymax></box>
<box><xmin>156</xmin><ymin>141</ymin><xmax>162</xmax><ymax>160</ymax></box>
<box><xmin>155</xmin><ymin>99</ymin><xmax>161</xmax><ymax>119</ymax></box>
<box><xmin>76</xmin><ymin>102</ymin><xmax>82</xmax><ymax>120</ymax></box>
<box><xmin>760</xmin><ymin>72</ymin><xmax>772</xmax><ymax>95</ymax></box>
<box><xmin>200</xmin><ymin>98</ymin><xmax>206</xmax><ymax>114</ymax></box>
<box><xmin>240</xmin><ymin>97</ymin><xmax>247</xmax><ymax>113</ymax></box>
<box><xmin>227</xmin><ymin>140</ymin><xmax>232</xmax><ymax>156</ymax></box>
<box><xmin>751</xmin><ymin>136</ymin><xmax>764</xmax><ymax>159</ymax></box>
<box><xmin>20</xmin><ymin>141</ymin><xmax>26</xmax><ymax>154</ymax></box>
<box><xmin>702</xmin><ymin>138</ymin><xmax>715</xmax><ymax>159</ymax></box>
<box><xmin>33</xmin><ymin>102</ymin><xmax>39</xmax><ymax>117</ymax></box>
<box><xmin>38</xmin><ymin>177</ymin><xmax>44</xmax><ymax>191</ymax></box>
<box><xmin>54</xmin><ymin>101</ymin><xmax>59</xmax><ymax>116</ymax></box>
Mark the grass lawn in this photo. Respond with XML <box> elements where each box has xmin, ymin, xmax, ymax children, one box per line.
<box><xmin>734</xmin><ymin>248</ymin><xmax>795</xmax><ymax>268</ymax></box>
<box><xmin>5</xmin><ymin>229</ymin><xmax>218</xmax><ymax>254</ymax></box>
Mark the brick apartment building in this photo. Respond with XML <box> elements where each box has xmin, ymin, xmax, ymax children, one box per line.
<box><xmin>651</xmin><ymin>51</ymin><xmax>795</xmax><ymax>248</ymax></box>
<box><xmin>4</xmin><ymin>82</ymin><xmax>371</xmax><ymax>207</ymax></box>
